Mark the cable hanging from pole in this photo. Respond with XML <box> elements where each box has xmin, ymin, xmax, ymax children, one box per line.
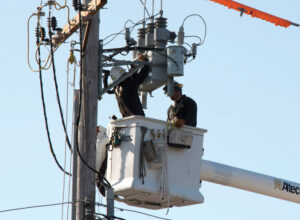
<box><xmin>36</xmin><ymin>17</ymin><xmax>71</xmax><ymax>176</ymax></box>
<box><xmin>48</xmin><ymin>11</ymin><xmax>73</xmax><ymax>152</ymax></box>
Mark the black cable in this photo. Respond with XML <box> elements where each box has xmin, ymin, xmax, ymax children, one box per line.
<box><xmin>75</xmin><ymin>0</ymin><xmax>111</xmax><ymax>188</ymax></box>
<box><xmin>48</xmin><ymin>13</ymin><xmax>73</xmax><ymax>152</ymax></box>
<box><xmin>95</xmin><ymin>203</ymin><xmax>172</xmax><ymax>220</ymax></box>
<box><xmin>94</xmin><ymin>212</ymin><xmax>108</xmax><ymax>219</ymax></box>
<box><xmin>0</xmin><ymin>201</ymin><xmax>82</xmax><ymax>214</ymax></box>
<box><xmin>95</xmin><ymin>213</ymin><xmax>126</xmax><ymax>220</ymax></box>
<box><xmin>95</xmin><ymin>212</ymin><xmax>127</xmax><ymax>220</ymax></box>
<box><xmin>37</xmin><ymin>22</ymin><xmax>71</xmax><ymax>176</ymax></box>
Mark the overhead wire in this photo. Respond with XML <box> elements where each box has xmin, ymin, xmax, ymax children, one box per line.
<box><xmin>143</xmin><ymin>0</ymin><xmax>147</xmax><ymax>26</ymax></box>
<box><xmin>138</xmin><ymin>0</ymin><xmax>151</xmax><ymax>19</ymax></box>
<box><xmin>124</xmin><ymin>19</ymin><xmax>136</xmax><ymax>28</ymax></box>
<box><xmin>103</xmin><ymin>31</ymin><xmax>125</xmax><ymax>46</ymax></box>
<box><xmin>152</xmin><ymin>0</ymin><xmax>154</xmax><ymax>19</ymax></box>
<box><xmin>129</xmin><ymin>12</ymin><xmax>160</xmax><ymax>34</ymax></box>
<box><xmin>0</xmin><ymin>201</ymin><xmax>82</xmax><ymax>214</ymax></box>
<box><xmin>27</xmin><ymin>13</ymin><xmax>41</xmax><ymax>72</ymax></box>
<box><xmin>185</xmin><ymin>35</ymin><xmax>203</xmax><ymax>46</ymax></box>
<box><xmin>181</xmin><ymin>14</ymin><xmax>207</xmax><ymax>46</ymax></box>
<box><xmin>60</xmin><ymin>56</ymin><xmax>72</xmax><ymax>220</ymax></box>
<box><xmin>95</xmin><ymin>202</ymin><xmax>172</xmax><ymax>220</ymax></box>
<box><xmin>35</xmin><ymin>43</ymin><xmax>52</xmax><ymax>71</ymax></box>
<box><xmin>54</xmin><ymin>1</ymin><xmax>71</xmax><ymax>25</ymax></box>
<box><xmin>103</xmin><ymin>13</ymin><xmax>159</xmax><ymax>46</ymax></box>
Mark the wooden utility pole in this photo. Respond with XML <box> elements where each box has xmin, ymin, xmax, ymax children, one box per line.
<box><xmin>50</xmin><ymin>1</ymin><xmax>106</xmax><ymax>219</ymax></box>
<box><xmin>75</xmin><ymin>10</ymin><xmax>100</xmax><ymax>220</ymax></box>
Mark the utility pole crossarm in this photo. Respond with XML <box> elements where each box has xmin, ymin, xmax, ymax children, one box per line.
<box><xmin>52</xmin><ymin>0</ymin><xmax>107</xmax><ymax>48</ymax></box>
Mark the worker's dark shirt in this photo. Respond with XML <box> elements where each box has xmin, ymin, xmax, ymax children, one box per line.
<box><xmin>116</xmin><ymin>65</ymin><xmax>150</xmax><ymax>117</ymax></box>
<box><xmin>167</xmin><ymin>95</ymin><xmax>197</xmax><ymax>127</ymax></box>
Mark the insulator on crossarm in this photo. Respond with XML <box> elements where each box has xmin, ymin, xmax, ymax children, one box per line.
<box><xmin>35</xmin><ymin>26</ymin><xmax>41</xmax><ymax>39</ymax></box>
<box><xmin>72</xmin><ymin>0</ymin><xmax>79</xmax><ymax>11</ymax></box>
<box><xmin>51</xmin><ymin>16</ymin><xmax>57</xmax><ymax>30</ymax></box>
<box><xmin>47</xmin><ymin>17</ymin><xmax>51</xmax><ymax>28</ymax></box>
<box><xmin>41</xmin><ymin>27</ymin><xmax>46</xmax><ymax>40</ymax></box>
<box><xmin>155</xmin><ymin>17</ymin><xmax>167</xmax><ymax>28</ymax></box>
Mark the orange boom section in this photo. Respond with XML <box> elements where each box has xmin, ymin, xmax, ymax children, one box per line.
<box><xmin>209</xmin><ymin>0</ymin><xmax>299</xmax><ymax>28</ymax></box>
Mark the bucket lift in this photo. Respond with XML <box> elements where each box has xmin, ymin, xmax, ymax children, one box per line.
<box><xmin>97</xmin><ymin>116</ymin><xmax>300</xmax><ymax>210</ymax></box>
<box><xmin>97</xmin><ymin>116</ymin><xmax>206</xmax><ymax>209</ymax></box>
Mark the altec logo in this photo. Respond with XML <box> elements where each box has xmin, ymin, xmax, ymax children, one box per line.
<box><xmin>274</xmin><ymin>179</ymin><xmax>300</xmax><ymax>195</ymax></box>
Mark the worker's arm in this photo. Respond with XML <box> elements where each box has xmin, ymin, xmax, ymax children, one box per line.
<box><xmin>130</xmin><ymin>65</ymin><xmax>150</xmax><ymax>87</ymax></box>
<box><xmin>184</xmin><ymin>98</ymin><xmax>197</xmax><ymax>127</ymax></box>
<box><xmin>130</xmin><ymin>54</ymin><xmax>150</xmax><ymax>86</ymax></box>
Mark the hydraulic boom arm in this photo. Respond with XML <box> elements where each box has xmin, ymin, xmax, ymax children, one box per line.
<box><xmin>201</xmin><ymin>160</ymin><xmax>300</xmax><ymax>204</ymax></box>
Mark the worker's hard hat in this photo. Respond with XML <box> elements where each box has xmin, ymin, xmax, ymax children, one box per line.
<box><xmin>163</xmin><ymin>81</ymin><xmax>183</xmax><ymax>94</ymax></box>
<box><xmin>110</xmin><ymin>66</ymin><xmax>125</xmax><ymax>81</ymax></box>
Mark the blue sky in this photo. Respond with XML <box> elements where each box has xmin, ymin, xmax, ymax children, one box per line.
<box><xmin>0</xmin><ymin>0</ymin><xmax>300</xmax><ymax>219</ymax></box>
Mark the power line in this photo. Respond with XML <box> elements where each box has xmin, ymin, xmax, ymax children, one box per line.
<box><xmin>95</xmin><ymin>202</ymin><xmax>172</xmax><ymax>220</ymax></box>
<box><xmin>0</xmin><ymin>201</ymin><xmax>81</xmax><ymax>214</ymax></box>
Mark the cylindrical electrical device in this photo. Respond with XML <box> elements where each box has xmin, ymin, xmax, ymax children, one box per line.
<box><xmin>154</xmin><ymin>17</ymin><xmax>169</xmax><ymax>49</ymax></box>
<box><xmin>192</xmin><ymin>43</ymin><xmax>197</xmax><ymax>58</ymax></box>
<box><xmin>125</xmin><ymin>28</ymin><xmax>131</xmax><ymax>43</ymax></box>
<box><xmin>167</xmin><ymin>45</ymin><xmax>185</xmax><ymax>76</ymax></box>
<box><xmin>145</xmin><ymin>22</ymin><xmax>155</xmax><ymax>47</ymax></box>
<box><xmin>140</xmin><ymin>91</ymin><xmax>147</xmax><ymax>109</ymax></box>
<box><xmin>177</xmin><ymin>26</ymin><xmax>184</xmax><ymax>45</ymax></box>
<box><xmin>166</xmin><ymin>79</ymin><xmax>174</xmax><ymax>97</ymax></box>
<box><xmin>150</xmin><ymin>50</ymin><xmax>167</xmax><ymax>79</ymax></box>
<box><xmin>137</xmin><ymin>27</ymin><xmax>146</xmax><ymax>54</ymax></box>
<box><xmin>139</xmin><ymin>50</ymin><xmax>168</xmax><ymax>92</ymax></box>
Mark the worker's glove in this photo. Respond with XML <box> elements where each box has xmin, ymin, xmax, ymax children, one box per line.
<box><xmin>137</xmin><ymin>54</ymin><xmax>148</xmax><ymax>61</ymax></box>
<box><xmin>172</xmin><ymin>118</ymin><xmax>185</xmax><ymax>128</ymax></box>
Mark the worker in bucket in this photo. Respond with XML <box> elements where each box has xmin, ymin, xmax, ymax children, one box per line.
<box><xmin>105</xmin><ymin>54</ymin><xmax>150</xmax><ymax>118</ymax></box>
<box><xmin>163</xmin><ymin>81</ymin><xmax>197</xmax><ymax>127</ymax></box>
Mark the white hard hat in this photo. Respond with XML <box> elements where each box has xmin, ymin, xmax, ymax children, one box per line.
<box><xmin>110</xmin><ymin>66</ymin><xmax>125</xmax><ymax>81</ymax></box>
